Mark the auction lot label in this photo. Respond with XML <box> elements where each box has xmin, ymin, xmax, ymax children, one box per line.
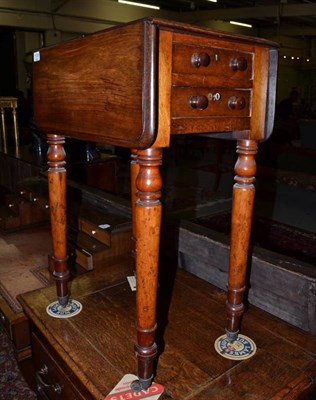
<box><xmin>105</xmin><ymin>374</ymin><xmax>164</xmax><ymax>400</ymax></box>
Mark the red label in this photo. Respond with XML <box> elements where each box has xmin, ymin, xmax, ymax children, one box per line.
<box><xmin>104</xmin><ymin>383</ymin><xmax>164</xmax><ymax>400</ymax></box>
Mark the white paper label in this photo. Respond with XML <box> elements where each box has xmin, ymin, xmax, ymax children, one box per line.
<box><xmin>33</xmin><ymin>51</ymin><xmax>40</xmax><ymax>62</ymax></box>
<box><xmin>98</xmin><ymin>223</ymin><xmax>111</xmax><ymax>230</ymax></box>
<box><xmin>127</xmin><ymin>276</ymin><xmax>136</xmax><ymax>291</ymax></box>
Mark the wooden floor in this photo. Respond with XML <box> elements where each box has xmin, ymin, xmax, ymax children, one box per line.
<box><xmin>19</xmin><ymin>257</ymin><xmax>316</xmax><ymax>400</ymax></box>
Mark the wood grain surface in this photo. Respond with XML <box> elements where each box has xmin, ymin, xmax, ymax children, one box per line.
<box><xmin>19</xmin><ymin>264</ymin><xmax>316</xmax><ymax>400</ymax></box>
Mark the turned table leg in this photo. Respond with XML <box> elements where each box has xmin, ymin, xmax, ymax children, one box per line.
<box><xmin>131</xmin><ymin>148</ymin><xmax>162</xmax><ymax>391</ymax></box>
<box><xmin>47</xmin><ymin>134</ymin><xmax>70</xmax><ymax>307</ymax></box>
<box><xmin>226</xmin><ymin>139</ymin><xmax>257</xmax><ymax>342</ymax></box>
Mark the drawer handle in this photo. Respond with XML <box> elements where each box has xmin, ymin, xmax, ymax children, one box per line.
<box><xmin>191</xmin><ymin>52</ymin><xmax>211</xmax><ymax>68</ymax></box>
<box><xmin>38</xmin><ymin>364</ymin><xmax>48</xmax><ymax>375</ymax></box>
<box><xmin>36</xmin><ymin>367</ymin><xmax>63</xmax><ymax>396</ymax></box>
<box><xmin>0</xmin><ymin>312</ymin><xmax>5</xmax><ymax>322</ymax></box>
<box><xmin>189</xmin><ymin>95</ymin><xmax>209</xmax><ymax>110</ymax></box>
<box><xmin>228</xmin><ymin>96</ymin><xmax>246</xmax><ymax>110</ymax></box>
<box><xmin>230</xmin><ymin>57</ymin><xmax>248</xmax><ymax>71</ymax></box>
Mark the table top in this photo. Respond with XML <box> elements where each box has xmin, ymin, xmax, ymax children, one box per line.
<box><xmin>32</xmin><ymin>17</ymin><xmax>278</xmax><ymax>148</ymax></box>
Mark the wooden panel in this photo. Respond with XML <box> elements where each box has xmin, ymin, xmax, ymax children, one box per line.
<box><xmin>33</xmin><ymin>20</ymin><xmax>157</xmax><ymax>148</ymax></box>
<box><xmin>171</xmin><ymin>116</ymin><xmax>251</xmax><ymax>135</ymax></box>
<box><xmin>178</xmin><ymin>220</ymin><xmax>316</xmax><ymax>335</ymax></box>
<box><xmin>250</xmin><ymin>46</ymin><xmax>270</xmax><ymax>140</ymax></box>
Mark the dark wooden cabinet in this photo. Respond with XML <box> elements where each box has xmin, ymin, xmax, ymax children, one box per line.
<box><xmin>32</xmin><ymin>332</ymin><xmax>84</xmax><ymax>399</ymax></box>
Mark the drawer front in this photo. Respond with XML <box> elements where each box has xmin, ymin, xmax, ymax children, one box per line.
<box><xmin>32</xmin><ymin>333</ymin><xmax>83</xmax><ymax>400</ymax></box>
<box><xmin>173</xmin><ymin>43</ymin><xmax>253</xmax><ymax>83</ymax></box>
<box><xmin>172</xmin><ymin>87</ymin><xmax>251</xmax><ymax>118</ymax></box>
<box><xmin>67</xmin><ymin>241</ymin><xmax>93</xmax><ymax>271</ymax></box>
<box><xmin>31</xmin><ymin>195</ymin><xmax>50</xmax><ymax>211</ymax></box>
<box><xmin>79</xmin><ymin>218</ymin><xmax>111</xmax><ymax>246</ymax></box>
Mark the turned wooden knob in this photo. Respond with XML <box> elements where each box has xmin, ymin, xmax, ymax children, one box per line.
<box><xmin>189</xmin><ymin>95</ymin><xmax>209</xmax><ymax>110</ymax></box>
<box><xmin>228</xmin><ymin>96</ymin><xmax>246</xmax><ymax>110</ymax></box>
<box><xmin>230</xmin><ymin>57</ymin><xmax>248</xmax><ymax>71</ymax></box>
<box><xmin>191</xmin><ymin>52</ymin><xmax>211</xmax><ymax>68</ymax></box>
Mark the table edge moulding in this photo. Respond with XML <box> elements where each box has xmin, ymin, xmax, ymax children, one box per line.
<box><xmin>30</xmin><ymin>17</ymin><xmax>278</xmax><ymax>394</ymax></box>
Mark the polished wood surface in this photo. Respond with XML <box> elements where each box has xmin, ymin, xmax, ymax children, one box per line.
<box><xmin>33</xmin><ymin>22</ymin><xmax>156</xmax><ymax>148</ymax></box>
<box><xmin>31</xmin><ymin>17</ymin><xmax>279</xmax><ymax>390</ymax></box>
<box><xmin>19</xmin><ymin>266</ymin><xmax>316</xmax><ymax>399</ymax></box>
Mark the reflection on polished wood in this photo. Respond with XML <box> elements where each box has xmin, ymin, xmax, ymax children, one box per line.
<box><xmin>31</xmin><ymin>17</ymin><xmax>278</xmax><ymax>390</ymax></box>
<box><xmin>0</xmin><ymin>97</ymin><xmax>19</xmax><ymax>151</ymax></box>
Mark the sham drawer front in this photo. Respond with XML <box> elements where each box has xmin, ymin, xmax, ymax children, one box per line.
<box><xmin>171</xmin><ymin>87</ymin><xmax>251</xmax><ymax>118</ymax></box>
<box><xmin>172</xmin><ymin>43</ymin><xmax>253</xmax><ymax>85</ymax></box>
<box><xmin>32</xmin><ymin>333</ymin><xmax>83</xmax><ymax>400</ymax></box>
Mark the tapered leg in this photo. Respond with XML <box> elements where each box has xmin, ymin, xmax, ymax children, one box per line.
<box><xmin>132</xmin><ymin>148</ymin><xmax>162</xmax><ymax>391</ymax></box>
<box><xmin>47</xmin><ymin>134</ymin><xmax>69</xmax><ymax>306</ymax></box>
<box><xmin>226</xmin><ymin>139</ymin><xmax>257</xmax><ymax>342</ymax></box>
